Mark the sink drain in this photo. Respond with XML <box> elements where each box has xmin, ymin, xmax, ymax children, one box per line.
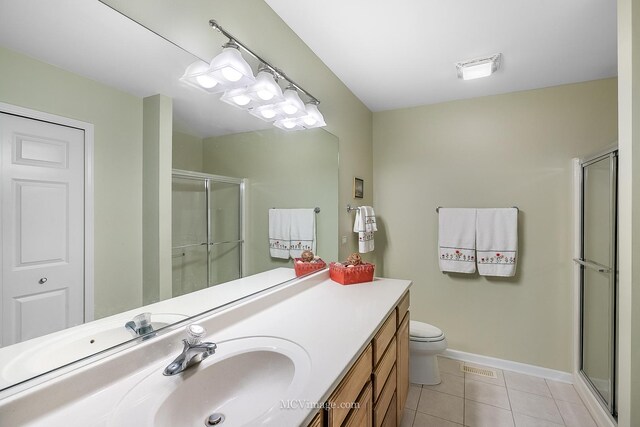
<box><xmin>205</xmin><ymin>413</ymin><xmax>225</xmax><ymax>426</ymax></box>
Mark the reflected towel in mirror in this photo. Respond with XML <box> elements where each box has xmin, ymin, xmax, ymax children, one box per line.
<box><xmin>269</xmin><ymin>209</ymin><xmax>291</xmax><ymax>259</ymax></box>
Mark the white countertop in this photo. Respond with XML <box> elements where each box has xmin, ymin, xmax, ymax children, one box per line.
<box><xmin>0</xmin><ymin>268</ymin><xmax>297</xmax><ymax>390</ymax></box>
<box><xmin>0</xmin><ymin>270</ymin><xmax>411</xmax><ymax>427</ymax></box>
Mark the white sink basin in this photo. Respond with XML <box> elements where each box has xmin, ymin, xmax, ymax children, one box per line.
<box><xmin>109</xmin><ymin>336</ymin><xmax>311</xmax><ymax>427</ymax></box>
<box><xmin>0</xmin><ymin>313</ymin><xmax>187</xmax><ymax>386</ymax></box>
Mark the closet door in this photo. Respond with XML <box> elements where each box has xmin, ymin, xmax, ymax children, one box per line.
<box><xmin>579</xmin><ymin>151</ymin><xmax>617</xmax><ymax>415</ymax></box>
<box><xmin>0</xmin><ymin>113</ymin><xmax>85</xmax><ymax>346</ymax></box>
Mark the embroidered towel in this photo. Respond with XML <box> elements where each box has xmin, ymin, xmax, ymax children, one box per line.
<box><xmin>268</xmin><ymin>209</ymin><xmax>290</xmax><ymax>259</ymax></box>
<box><xmin>438</xmin><ymin>208</ymin><xmax>477</xmax><ymax>273</ymax></box>
<box><xmin>289</xmin><ymin>208</ymin><xmax>316</xmax><ymax>259</ymax></box>
<box><xmin>476</xmin><ymin>208</ymin><xmax>518</xmax><ymax>277</ymax></box>
<box><xmin>354</xmin><ymin>206</ymin><xmax>377</xmax><ymax>253</ymax></box>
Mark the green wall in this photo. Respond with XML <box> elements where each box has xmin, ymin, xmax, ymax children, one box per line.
<box><xmin>202</xmin><ymin>129</ymin><xmax>339</xmax><ymax>274</ymax></box>
<box><xmin>373</xmin><ymin>78</ymin><xmax>618</xmax><ymax>372</ymax></box>
<box><xmin>0</xmin><ymin>46</ymin><xmax>144</xmax><ymax>319</ymax></box>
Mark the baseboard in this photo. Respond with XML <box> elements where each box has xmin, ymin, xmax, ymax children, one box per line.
<box><xmin>442</xmin><ymin>349</ymin><xmax>573</xmax><ymax>383</ymax></box>
<box><xmin>573</xmin><ymin>373</ymin><xmax>617</xmax><ymax>427</ymax></box>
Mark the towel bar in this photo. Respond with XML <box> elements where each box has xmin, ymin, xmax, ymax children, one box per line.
<box><xmin>271</xmin><ymin>207</ymin><xmax>320</xmax><ymax>213</ymax></box>
<box><xmin>435</xmin><ymin>206</ymin><xmax>519</xmax><ymax>213</ymax></box>
<box><xmin>573</xmin><ymin>258</ymin><xmax>611</xmax><ymax>273</ymax></box>
<box><xmin>347</xmin><ymin>204</ymin><xmax>360</xmax><ymax>213</ymax></box>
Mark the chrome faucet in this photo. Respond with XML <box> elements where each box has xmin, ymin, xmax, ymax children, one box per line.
<box><xmin>163</xmin><ymin>324</ymin><xmax>217</xmax><ymax>376</ymax></box>
<box><xmin>125</xmin><ymin>312</ymin><xmax>156</xmax><ymax>339</ymax></box>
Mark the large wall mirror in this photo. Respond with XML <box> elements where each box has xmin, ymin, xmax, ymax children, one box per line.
<box><xmin>0</xmin><ymin>0</ymin><xmax>338</xmax><ymax>391</ymax></box>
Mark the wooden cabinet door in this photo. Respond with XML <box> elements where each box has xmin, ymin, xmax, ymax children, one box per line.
<box><xmin>396</xmin><ymin>311</ymin><xmax>410</xmax><ymax>424</ymax></box>
<box><xmin>328</xmin><ymin>345</ymin><xmax>373</xmax><ymax>427</ymax></box>
<box><xmin>307</xmin><ymin>411</ymin><xmax>323</xmax><ymax>427</ymax></box>
<box><xmin>344</xmin><ymin>381</ymin><xmax>373</xmax><ymax>427</ymax></box>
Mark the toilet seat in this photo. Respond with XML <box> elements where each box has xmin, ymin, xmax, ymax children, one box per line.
<box><xmin>410</xmin><ymin>321</ymin><xmax>445</xmax><ymax>342</ymax></box>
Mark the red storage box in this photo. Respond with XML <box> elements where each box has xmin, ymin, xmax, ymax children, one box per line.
<box><xmin>329</xmin><ymin>262</ymin><xmax>375</xmax><ymax>285</ymax></box>
<box><xmin>294</xmin><ymin>258</ymin><xmax>327</xmax><ymax>277</ymax></box>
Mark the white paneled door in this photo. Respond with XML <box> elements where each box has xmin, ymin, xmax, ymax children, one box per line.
<box><xmin>0</xmin><ymin>113</ymin><xmax>85</xmax><ymax>346</ymax></box>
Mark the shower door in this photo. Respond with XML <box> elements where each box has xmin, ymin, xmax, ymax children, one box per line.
<box><xmin>172</xmin><ymin>171</ymin><xmax>244</xmax><ymax>296</ymax></box>
<box><xmin>172</xmin><ymin>176</ymin><xmax>208</xmax><ymax>297</ymax></box>
<box><xmin>576</xmin><ymin>150</ymin><xmax>617</xmax><ymax>418</ymax></box>
<box><xmin>208</xmin><ymin>181</ymin><xmax>243</xmax><ymax>286</ymax></box>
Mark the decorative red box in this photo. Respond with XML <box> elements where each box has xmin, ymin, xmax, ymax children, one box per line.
<box><xmin>293</xmin><ymin>258</ymin><xmax>327</xmax><ymax>277</ymax></box>
<box><xmin>329</xmin><ymin>262</ymin><xmax>375</xmax><ymax>285</ymax></box>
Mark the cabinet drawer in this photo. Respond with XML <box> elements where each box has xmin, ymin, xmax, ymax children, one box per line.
<box><xmin>373</xmin><ymin>336</ymin><xmax>396</xmax><ymax>402</ymax></box>
<box><xmin>373</xmin><ymin>312</ymin><xmax>396</xmax><ymax>366</ymax></box>
<box><xmin>327</xmin><ymin>344</ymin><xmax>373</xmax><ymax>427</ymax></box>
<box><xmin>374</xmin><ymin>365</ymin><xmax>397</xmax><ymax>427</ymax></box>
<box><xmin>344</xmin><ymin>381</ymin><xmax>373</xmax><ymax>427</ymax></box>
<box><xmin>397</xmin><ymin>292</ymin><xmax>410</xmax><ymax>325</ymax></box>
<box><xmin>380</xmin><ymin>392</ymin><xmax>397</xmax><ymax>427</ymax></box>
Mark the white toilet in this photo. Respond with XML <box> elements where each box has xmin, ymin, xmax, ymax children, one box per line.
<box><xmin>409</xmin><ymin>320</ymin><xmax>448</xmax><ymax>385</ymax></box>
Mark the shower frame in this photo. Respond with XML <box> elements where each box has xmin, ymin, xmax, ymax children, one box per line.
<box><xmin>172</xmin><ymin>169</ymin><xmax>246</xmax><ymax>287</ymax></box>
<box><xmin>573</xmin><ymin>146</ymin><xmax>618</xmax><ymax>424</ymax></box>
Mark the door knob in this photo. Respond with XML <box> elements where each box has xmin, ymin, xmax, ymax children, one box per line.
<box><xmin>38</xmin><ymin>277</ymin><xmax>47</xmax><ymax>284</ymax></box>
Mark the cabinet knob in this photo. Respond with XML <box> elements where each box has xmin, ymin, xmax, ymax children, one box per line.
<box><xmin>38</xmin><ymin>277</ymin><xmax>47</xmax><ymax>284</ymax></box>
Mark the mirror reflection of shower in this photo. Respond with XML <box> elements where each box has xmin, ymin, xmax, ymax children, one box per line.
<box><xmin>172</xmin><ymin>170</ymin><xmax>244</xmax><ymax>296</ymax></box>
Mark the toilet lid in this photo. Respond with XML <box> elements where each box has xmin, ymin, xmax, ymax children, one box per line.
<box><xmin>410</xmin><ymin>321</ymin><xmax>444</xmax><ymax>341</ymax></box>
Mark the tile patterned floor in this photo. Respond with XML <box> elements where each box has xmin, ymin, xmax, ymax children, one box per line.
<box><xmin>401</xmin><ymin>357</ymin><xmax>597</xmax><ymax>427</ymax></box>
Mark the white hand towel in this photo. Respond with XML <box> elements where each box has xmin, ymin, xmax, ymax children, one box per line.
<box><xmin>438</xmin><ymin>208</ymin><xmax>477</xmax><ymax>273</ymax></box>
<box><xmin>268</xmin><ymin>209</ymin><xmax>290</xmax><ymax>259</ymax></box>
<box><xmin>476</xmin><ymin>208</ymin><xmax>518</xmax><ymax>277</ymax></box>
<box><xmin>353</xmin><ymin>206</ymin><xmax>376</xmax><ymax>253</ymax></box>
<box><xmin>364</xmin><ymin>206</ymin><xmax>377</xmax><ymax>232</ymax></box>
<box><xmin>289</xmin><ymin>208</ymin><xmax>316</xmax><ymax>259</ymax></box>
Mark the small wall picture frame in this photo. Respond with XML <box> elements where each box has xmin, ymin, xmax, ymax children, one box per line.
<box><xmin>353</xmin><ymin>177</ymin><xmax>364</xmax><ymax>199</ymax></box>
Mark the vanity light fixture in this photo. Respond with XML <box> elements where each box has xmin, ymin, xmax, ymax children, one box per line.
<box><xmin>274</xmin><ymin>117</ymin><xmax>305</xmax><ymax>131</ymax></box>
<box><xmin>181</xmin><ymin>19</ymin><xmax>325</xmax><ymax>131</ymax></box>
<box><xmin>248</xmin><ymin>104</ymin><xmax>286</xmax><ymax>122</ymax></box>
<box><xmin>456</xmin><ymin>53</ymin><xmax>502</xmax><ymax>80</ymax></box>
<box><xmin>220</xmin><ymin>87</ymin><xmax>254</xmax><ymax>108</ymax></box>
<box><xmin>279</xmin><ymin>86</ymin><xmax>306</xmax><ymax>117</ymax></box>
<box><xmin>180</xmin><ymin>60</ymin><xmax>220</xmax><ymax>93</ymax></box>
<box><xmin>248</xmin><ymin>67</ymin><xmax>284</xmax><ymax>102</ymax></box>
<box><xmin>207</xmin><ymin>40</ymin><xmax>256</xmax><ymax>90</ymax></box>
<box><xmin>221</xmin><ymin>66</ymin><xmax>286</xmax><ymax>110</ymax></box>
<box><xmin>300</xmin><ymin>101</ymin><xmax>326</xmax><ymax>129</ymax></box>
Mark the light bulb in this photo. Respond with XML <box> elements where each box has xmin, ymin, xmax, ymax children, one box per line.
<box><xmin>304</xmin><ymin>116</ymin><xmax>317</xmax><ymax>126</ymax></box>
<box><xmin>283</xmin><ymin>104</ymin><xmax>298</xmax><ymax>115</ymax></box>
<box><xmin>261</xmin><ymin>109</ymin><xmax>276</xmax><ymax>119</ymax></box>
<box><xmin>257</xmin><ymin>89</ymin><xmax>274</xmax><ymax>101</ymax></box>
<box><xmin>461</xmin><ymin>62</ymin><xmax>493</xmax><ymax>80</ymax></box>
<box><xmin>221</xmin><ymin>66</ymin><xmax>242</xmax><ymax>82</ymax></box>
<box><xmin>232</xmin><ymin>94</ymin><xmax>251</xmax><ymax>106</ymax></box>
<box><xmin>284</xmin><ymin>121</ymin><xmax>296</xmax><ymax>129</ymax></box>
<box><xmin>195</xmin><ymin>74</ymin><xmax>218</xmax><ymax>89</ymax></box>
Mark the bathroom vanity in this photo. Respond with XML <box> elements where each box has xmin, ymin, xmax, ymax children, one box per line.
<box><xmin>311</xmin><ymin>290</ymin><xmax>410</xmax><ymax>427</ymax></box>
<box><xmin>0</xmin><ymin>269</ymin><xmax>411</xmax><ymax>427</ymax></box>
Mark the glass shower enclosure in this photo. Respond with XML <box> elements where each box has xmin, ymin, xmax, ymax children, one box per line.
<box><xmin>171</xmin><ymin>170</ymin><xmax>244</xmax><ymax>297</ymax></box>
<box><xmin>575</xmin><ymin>149</ymin><xmax>618</xmax><ymax>419</ymax></box>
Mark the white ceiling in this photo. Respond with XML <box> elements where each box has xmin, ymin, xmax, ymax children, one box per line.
<box><xmin>265</xmin><ymin>0</ymin><xmax>618</xmax><ymax>112</ymax></box>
